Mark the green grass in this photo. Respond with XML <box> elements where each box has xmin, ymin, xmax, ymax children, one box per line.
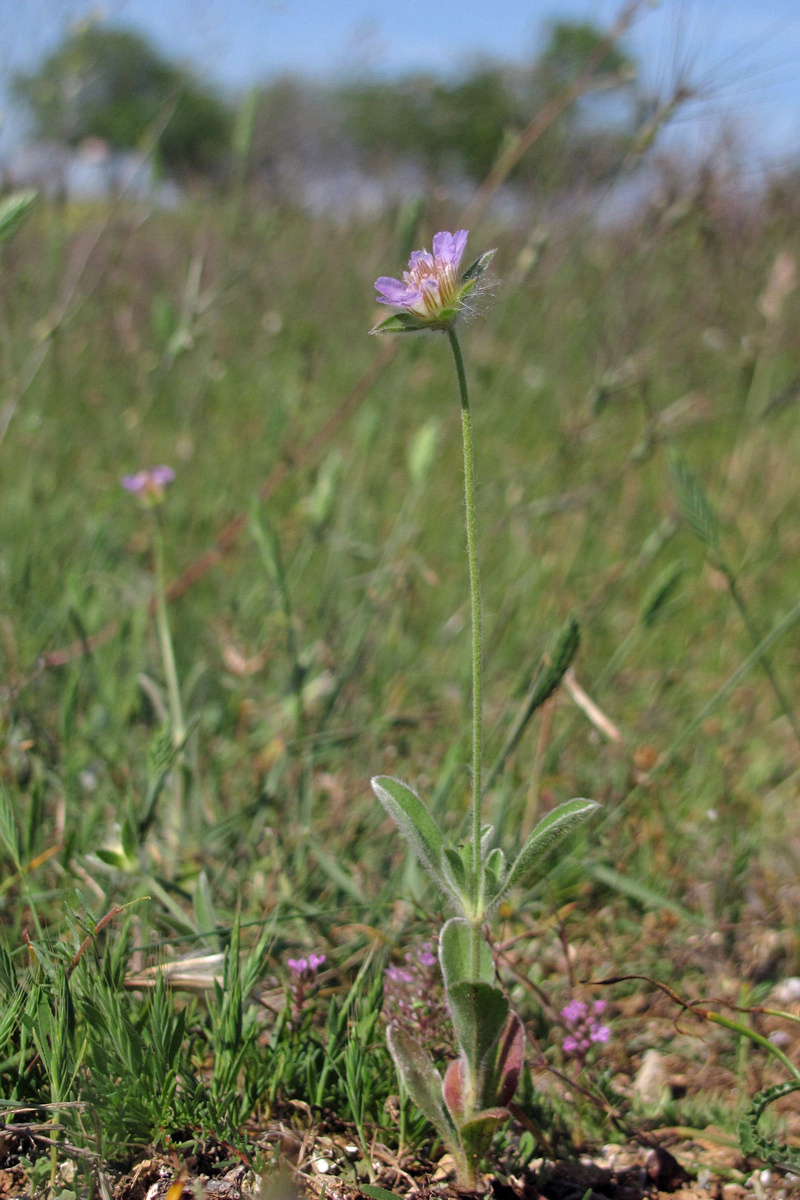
<box><xmin>1</xmin><ymin>184</ymin><xmax>800</xmax><ymax>1192</ymax></box>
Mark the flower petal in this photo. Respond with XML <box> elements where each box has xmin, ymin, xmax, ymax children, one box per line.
<box><xmin>375</xmin><ymin>276</ymin><xmax>421</xmax><ymax>307</ymax></box>
<box><xmin>408</xmin><ymin>249</ymin><xmax>434</xmax><ymax>270</ymax></box>
<box><xmin>121</xmin><ymin>472</ymin><xmax>147</xmax><ymax>493</ymax></box>
<box><xmin>450</xmin><ymin>229</ymin><xmax>469</xmax><ymax>268</ymax></box>
<box><xmin>151</xmin><ymin>465</ymin><xmax>175</xmax><ymax>486</ymax></box>
<box><xmin>431</xmin><ymin>231</ymin><xmax>453</xmax><ymax>261</ymax></box>
<box><xmin>433</xmin><ymin>229</ymin><xmax>468</xmax><ymax>269</ymax></box>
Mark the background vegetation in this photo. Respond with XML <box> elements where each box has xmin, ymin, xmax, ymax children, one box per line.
<box><xmin>2</xmin><ymin>13</ymin><xmax>800</xmax><ymax>1198</ymax></box>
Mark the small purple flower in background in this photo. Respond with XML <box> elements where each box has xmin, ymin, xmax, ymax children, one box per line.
<box><xmin>383</xmin><ymin>942</ymin><xmax>454</xmax><ymax>1059</ymax></box>
<box><xmin>286</xmin><ymin>952</ymin><xmax>326</xmax><ymax>1022</ymax></box>
<box><xmin>287</xmin><ymin>953</ymin><xmax>326</xmax><ymax>978</ymax></box>
<box><xmin>371</xmin><ymin>231</ymin><xmax>496</xmax><ymax>335</ymax></box>
<box><xmin>121</xmin><ymin>465</ymin><xmax>175</xmax><ymax>506</ymax></box>
<box><xmin>561</xmin><ymin>998</ymin><xmax>611</xmax><ymax>1062</ymax></box>
<box><xmin>417</xmin><ymin>943</ymin><xmax>437</xmax><ymax>968</ymax></box>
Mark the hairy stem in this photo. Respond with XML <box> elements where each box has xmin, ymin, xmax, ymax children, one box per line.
<box><xmin>154</xmin><ymin>522</ymin><xmax>186</xmax><ymax>749</ymax></box>
<box><xmin>448</xmin><ymin>328</ymin><xmax>483</xmax><ymax>939</ymax></box>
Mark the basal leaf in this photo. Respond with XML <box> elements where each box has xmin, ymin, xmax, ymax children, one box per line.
<box><xmin>386</xmin><ymin>1025</ymin><xmax>456</xmax><ymax>1143</ymax></box>
<box><xmin>447</xmin><ymin>980</ymin><xmax>509</xmax><ymax>1082</ymax></box>
<box><xmin>361</xmin><ymin>1188</ymin><xmax>407</xmax><ymax>1200</ymax></box>
<box><xmin>458</xmin><ymin>1107</ymin><xmax>510</xmax><ymax>1172</ymax></box>
<box><xmin>443</xmin><ymin>1057</ymin><xmax>467</xmax><ymax>1123</ymax></box>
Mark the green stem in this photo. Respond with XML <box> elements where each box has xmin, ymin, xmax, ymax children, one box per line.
<box><xmin>447</xmin><ymin>328</ymin><xmax>483</xmax><ymax>935</ymax></box>
<box><xmin>705</xmin><ymin>1010</ymin><xmax>800</xmax><ymax>1083</ymax></box>
<box><xmin>154</xmin><ymin>522</ymin><xmax>186</xmax><ymax>748</ymax></box>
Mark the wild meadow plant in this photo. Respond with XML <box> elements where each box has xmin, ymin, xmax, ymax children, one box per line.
<box><xmin>121</xmin><ymin>466</ymin><xmax>185</xmax><ymax>754</ymax></box>
<box><xmin>370</xmin><ymin>231</ymin><xmax>599</xmax><ymax>1184</ymax></box>
<box><xmin>117</xmin><ymin>464</ymin><xmax>198</xmax><ymax>855</ymax></box>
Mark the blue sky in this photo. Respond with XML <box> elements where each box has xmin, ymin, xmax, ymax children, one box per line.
<box><xmin>2</xmin><ymin>0</ymin><xmax>800</xmax><ymax>165</ymax></box>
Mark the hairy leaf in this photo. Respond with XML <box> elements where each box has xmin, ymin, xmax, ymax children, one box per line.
<box><xmin>441</xmin><ymin>846</ymin><xmax>468</xmax><ymax>903</ymax></box>
<box><xmin>461</xmin><ymin>248</ymin><xmax>497</xmax><ymax>283</ymax></box>
<box><xmin>443</xmin><ymin>1057</ymin><xmax>467</xmax><ymax>1123</ymax></box>
<box><xmin>386</xmin><ymin>1025</ymin><xmax>456</xmax><ymax>1143</ymax></box>
<box><xmin>371</xmin><ymin>776</ymin><xmax>452</xmax><ymax>899</ymax></box>
<box><xmin>369</xmin><ymin>312</ymin><xmax>427</xmax><ymax>335</ymax></box>
<box><xmin>488</xmin><ymin>1012</ymin><xmax>524</xmax><ymax>1108</ymax></box>
<box><xmin>447</xmin><ymin>980</ymin><xmax>509</xmax><ymax>1083</ymax></box>
<box><xmin>458</xmin><ymin>1106</ymin><xmax>510</xmax><ymax>1174</ymax></box>
<box><xmin>440</xmin><ymin>917</ymin><xmax>494</xmax><ymax>989</ymax></box>
<box><xmin>503</xmin><ymin>797</ymin><xmax>600</xmax><ymax>894</ymax></box>
<box><xmin>483</xmin><ymin>847</ymin><xmax>506</xmax><ymax>912</ymax></box>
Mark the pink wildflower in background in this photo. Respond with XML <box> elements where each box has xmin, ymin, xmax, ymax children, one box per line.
<box><xmin>286</xmin><ymin>952</ymin><xmax>326</xmax><ymax>1023</ymax></box>
<box><xmin>121</xmin><ymin>466</ymin><xmax>175</xmax><ymax>505</ymax></box>
<box><xmin>561</xmin><ymin>998</ymin><xmax>611</xmax><ymax>1061</ymax></box>
<box><xmin>383</xmin><ymin>941</ymin><xmax>453</xmax><ymax>1058</ymax></box>
<box><xmin>287</xmin><ymin>953</ymin><xmax>326</xmax><ymax>977</ymax></box>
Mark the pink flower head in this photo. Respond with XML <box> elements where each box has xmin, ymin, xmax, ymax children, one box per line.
<box><xmin>417</xmin><ymin>943</ymin><xmax>436</xmax><ymax>968</ymax></box>
<box><xmin>287</xmin><ymin>953</ymin><xmax>325</xmax><ymax>978</ymax></box>
<box><xmin>561</xmin><ymin>995</ymin><xmax>612</xmax><ymax>1061</ymax></box>
<box><xmin>121</xmin><ymin>465</ymin><xmax>175</xmax><ymax>506</ymax></box>
<box><xmin>375</xmin><ymin>230</ymin><xmax>468</xmax><ymax>321</ymax></box>
<box><xmin>590</xmin><ymin>1023</ymin><xmax>611</xmax><ymax>1044</ymax></box>
<box><xmin>371</xmin><ymin>232</ymin><xmax>495</xmax><ymax>334</ymax></box>
<box><xmin>286</xmin><ymin>952</ymin><xmax>326</xmax><ymax>1021</ymax></box>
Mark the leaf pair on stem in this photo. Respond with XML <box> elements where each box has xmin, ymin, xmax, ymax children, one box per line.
<box><xmin>373</xmin><ymin>775</ymin><xmax>598</xmax><ymax>1184</ymax></box>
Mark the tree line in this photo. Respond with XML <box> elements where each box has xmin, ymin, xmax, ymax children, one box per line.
<box><xmin>12</xmin><ymin>20</ymin><xmax>646</xmax><ymax>194</ymax></box>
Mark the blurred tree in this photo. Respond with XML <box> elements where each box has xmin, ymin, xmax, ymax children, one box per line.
<box><xmin>336</xmin><ymin>68</ymin><xmax>516</xmax><ymax>180</ymax></box>
<box><xmin>517</xmin><ymin>20</ymin><xmax>639</xmax><ymax>192</ymax></box>
<box><xmin>335</xmin><ymin>20</ymin><xmax>639</xmax><ymax>190</ymax></box>
<box><xmin>248</xmin><ymin>77</ymin><xmax>342</xmax><ymax>178</ymax></box>
<box><xmin>338</xmin><ymin>66</ymin><xmax>517</xmax><ymax>180</ymax></box>
<box><xmin>13</xmin><ymin>23</ymin><xmax>232</xmax><ymax>173</ymax></box>
<box><xmin>532</xmin><ymin>20</ymin><xmax>632</xmax><ymax>91</ymax></box>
